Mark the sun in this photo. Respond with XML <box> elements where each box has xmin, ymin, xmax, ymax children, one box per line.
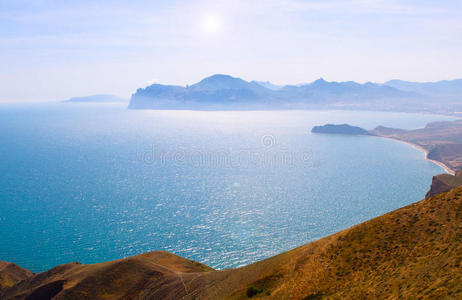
<box><xmin>201</xmin><ymin>13</ymin><xmax>223</xmax><ymax>35</ymax></box>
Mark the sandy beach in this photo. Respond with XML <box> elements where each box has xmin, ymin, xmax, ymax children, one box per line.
<box><xmin>377</xmin><ymin>136</ymin><xmax>456</xmax><ymax>175</ymax></box>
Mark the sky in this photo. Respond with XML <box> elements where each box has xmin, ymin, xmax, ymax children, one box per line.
<box><xmin>1</xmin><ymin>0</ymin><xmax>462</xmax><ymax>102</ymax></box>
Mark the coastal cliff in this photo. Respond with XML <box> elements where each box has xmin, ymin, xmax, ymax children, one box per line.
<box><xmin>2</xmin><ymin>187</ymin><xmax>462</xmax><ymax>299</ymax></box>
<box><xmin>426</xmin><ymin>171</ymin><xmax>462</xmax><ymax>198</ymax></box>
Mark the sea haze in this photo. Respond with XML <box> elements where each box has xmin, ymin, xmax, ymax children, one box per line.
<box><xmin>0</xmin><ymin>103</ymin><xmax>455</xmax><ymax>272</ymax></box>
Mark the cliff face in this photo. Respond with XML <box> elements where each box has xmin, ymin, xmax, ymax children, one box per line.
<box><xmin>426</xmin><ymin>171</ymin><xmax>462</xmax><ymax>198</ymax></box>
<box><xmin>2</xmin><ymin>187</ymin><xmax>462</xmax><ymax>299</ymax></box>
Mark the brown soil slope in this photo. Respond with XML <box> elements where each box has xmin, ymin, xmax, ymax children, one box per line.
<box><xmin>2</xmin><ymin>187</ymin><xmax>462</xmax><ymax>299</ymax></box>
<box><xmin>0</xmin><ymin>262</ymin><xmax>33</xmax><ymax>290</ymax></box>
<box><xmin>188</xmin><ymin>187</ymin><xmax>462</xmax><ymax>299</ymax></box>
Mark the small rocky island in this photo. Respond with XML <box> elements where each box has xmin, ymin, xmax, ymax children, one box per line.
<box><xmin>311</xmin><ymin>124</ymin><xmax>373</xmax><ymax>135</ymax></box>
<box><xmin>62</xmin><ymin>94</ymin><xmax>128</xmax><ymax>103</ymax></box>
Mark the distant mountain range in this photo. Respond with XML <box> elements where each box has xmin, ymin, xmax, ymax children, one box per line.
<box><xmin>128</xmin><ymin>74</ymin><xmax>462</xmax><ymax>113</ymax></box>
<box><xmin>384</xmin><ymin>79</ymin><xmax>462</xmax><ymax>99</ymax></box>
<box><xmin>63</xmin><ymin>94</ymin><xmax>128</xmax><ymax>103</ymax></box>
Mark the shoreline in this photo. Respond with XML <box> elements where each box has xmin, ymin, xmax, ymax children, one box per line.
<box><xmin>377</xmin><ymin>136</ymin><xmax>456</xmax><ymax>175</ymax></box>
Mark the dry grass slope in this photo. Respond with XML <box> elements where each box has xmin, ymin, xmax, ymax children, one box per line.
<box><xmin>185</xmin><ymin>186</ymin><xmax>462</xmax><ymax>299</ymax></box>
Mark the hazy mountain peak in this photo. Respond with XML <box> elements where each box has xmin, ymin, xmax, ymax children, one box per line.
<box><xmin>194</xmin><ymin>74</ymin><xmax>242</xmax><ymax>84</ymax></box>
<box><xmin>312</xmin><ymin>78</ymin><xmax>327</xmax><ymax>84</ymax></box>
<box><xmin>200</xmin><ymin>74</ymin><xmax>235</xmax><ymax>81</ymax></box>
<box><xmin>190</xmin><ymin>74</ymin><xmax>253</xmax><ymax>91</ymax></box>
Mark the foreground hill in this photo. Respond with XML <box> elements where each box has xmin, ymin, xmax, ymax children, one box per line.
<box><xmin>2</xmin><ymin>186</ymin><xmax>462</xmax><ymax>299</ymax></box>
<box><xmin>0</xmin><ymin>252</ymin><xmax>213</xmax><ymax>299</ymax></box>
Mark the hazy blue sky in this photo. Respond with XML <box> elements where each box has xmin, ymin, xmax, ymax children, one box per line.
<box><xmin>1</xmin><ymin>0</ymin><xmax>461</xmax><ymax>101</ymax></box>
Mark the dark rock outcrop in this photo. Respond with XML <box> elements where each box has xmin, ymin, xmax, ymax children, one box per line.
<box><xmin>426</xmin><ymin>170</ymin><xmax>462</xmax><ymax>198</ymax></box>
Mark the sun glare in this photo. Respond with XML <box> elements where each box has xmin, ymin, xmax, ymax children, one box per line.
<box><xmin>201</xmin><ymin>13</ymin><xmax>223</xmax><ymax>35</ymax></box>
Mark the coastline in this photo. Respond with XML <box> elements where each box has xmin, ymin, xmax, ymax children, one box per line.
<box><xmin>377</xmin><ymin>136</ymin><xmax>456</xmax><ymax>175</ymax></box>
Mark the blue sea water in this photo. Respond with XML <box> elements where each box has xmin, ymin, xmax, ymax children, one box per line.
<box><xmin>0</xmin><ymin>103</ymin><xmax>456</xmax><ymax>272</ymax></box>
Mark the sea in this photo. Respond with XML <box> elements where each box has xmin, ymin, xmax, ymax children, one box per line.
<box><xmin>0</xmin><ymin>102</ymin><xmax>455</xmax><ymax>272</ymax></box>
